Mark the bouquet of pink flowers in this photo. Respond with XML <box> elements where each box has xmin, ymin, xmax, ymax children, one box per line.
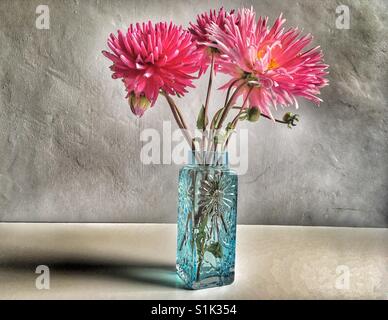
<box><xmin>103</xmin><ymin>7</ymin><xmax>329</xmax><ymax>289</ymax></box>
<box><xmin>103</xmin><ymin>6</ymin><xmax>328</xmax><ymax>157</ymax></box>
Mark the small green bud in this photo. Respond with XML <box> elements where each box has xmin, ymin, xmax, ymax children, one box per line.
<box><xmin>129</xmin><ymin>93</ymin><xmax>151</xmax><ymax>117</ymax></box>
<box><xmin>247</xmin><ymin>107</ymin><xmax>261</xmax><ymax>122</ymax></box>
<box><xmin>283</xmin><ymin>112</ymin><xmax>300</xmax><ymax>128</ymax></box>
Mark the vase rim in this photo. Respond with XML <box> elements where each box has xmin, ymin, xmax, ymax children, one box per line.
<box><xmin>189</xmin><ymin>151</ymin><xmax>229</xmax><ymax>166</ymax></box>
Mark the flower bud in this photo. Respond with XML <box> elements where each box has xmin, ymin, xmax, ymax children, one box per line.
<box><xmin>247</xmin><ymin>107</ymin><xmax>260</xmax><ymax>122</ymax></box>
<box><xmin>283</xmin><ymin>112</ymin><xmax>300</xmax><ymax>128</ymax></box>
<box><xmin>129</xmin><ymin>93</ymin><xmax>151</xmax><ymax>117</ymax></box>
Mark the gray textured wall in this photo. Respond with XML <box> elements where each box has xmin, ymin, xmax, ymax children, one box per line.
<box><xmin>0</xmin><ymin>0</ymin><xmax>387</xmax><ymax>227</ymax></box>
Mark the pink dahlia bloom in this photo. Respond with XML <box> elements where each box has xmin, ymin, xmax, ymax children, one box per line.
<box><xmin>207</xmin><ymin>8</ymin><xmax>329</xmax><ymax>118</ymax></box>
<box><xmin>189</xmin><ymin>8</ymin><xmax>236</xmax><ymax>76</ymax></box>
<box><xmin>103</xmin><ymin>22</ymin><xmax>201</xmax><ymax>117</ymax></box>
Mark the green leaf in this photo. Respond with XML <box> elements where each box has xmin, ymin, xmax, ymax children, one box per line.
<box><xmin>211</xmin><ymin>107</ymin><xmax>225</xmax><ymax>129</ymax></box>
<box><xmin>196</xmin><ymin>105</ymin><xmax>209</xmax><ymax>130</ymax></box>
<box><xmin>198</xmin><ymin>214</ymin><xmax>208</xmax><ymax>235</ymax></box>
<box><xmin>206</xmin><ymin>242</ymin><xmax>223</xmax><ymax>259</ymax></box>
<box><xmin>196</xmin><ymin>214</ymin><xmax>208</xmax><ymax>256</ymax></box>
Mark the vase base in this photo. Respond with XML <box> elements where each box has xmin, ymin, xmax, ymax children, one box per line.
<box><xmin>177</xmin><ymin>266</ymin><xmax>235</xmax><ymax>290</ymax></box>
<box><xmin>190</xmin><ymin>275</ymin><xmax>235</xmax><ymax>290</ymax></box>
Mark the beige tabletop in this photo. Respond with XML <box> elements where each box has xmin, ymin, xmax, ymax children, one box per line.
<box><xmin>0</xmin><ymin>223</ymin><xmax>387</xmax><ymax>300</ymax></box>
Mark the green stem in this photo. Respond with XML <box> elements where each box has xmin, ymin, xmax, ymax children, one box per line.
<box><xmin>215</xmin><ymin>80</ymin><xmax>247</xmax><ymax>130</ymax></box>
<box><xmin>162</xmin><ymin>92</ymin><xmax>201</xmax><ymax>162</ymax></box>
<box><xmin>223</xmin><ymin>87</ymin><xmax>253</xmax><ymax>149</ymax></box>
<box><xmin>196</xmin><ymin>215</ymin><xmax>207</xmax><ymax>282</ymax></box>
<box><xmin>260</xmin><ymin>113</ymin><xmax>288</xmax><ymax>124</ymax></box>
<box><xmin>205</xmin><ymin>81</ymin><xmax>247</xmax><ymax>162</ymax></box>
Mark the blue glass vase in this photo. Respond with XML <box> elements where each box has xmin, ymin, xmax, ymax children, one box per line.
<box><xmin>176</xmin><ymin>152</ymin><xmax>238</xmax><ymax>290</ymax></box>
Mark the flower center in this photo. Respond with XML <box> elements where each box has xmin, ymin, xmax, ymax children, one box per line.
<box><xmin>267</xmin><ymin>58</ymin><xmax>279</xmax><ymax>70</ymax></box>
<box><xmin>257</xmin><ymin>48</ymin><xmax>266</xmax><ymax>60</ymax></box>
<box><xmin>257</xmin><ymin>47</ymin><xmax>279</xmax><ymax>70</ymax></box>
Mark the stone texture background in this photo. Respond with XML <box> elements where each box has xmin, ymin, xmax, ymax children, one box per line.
<box><xmin>0</xmin><ymin>0</ymin><xmax>387</xmax><ymax>227</ymax></box>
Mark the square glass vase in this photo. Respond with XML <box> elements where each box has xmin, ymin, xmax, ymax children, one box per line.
<box><xmin>176</xmin><ymin>152</ymin><xmax>238</xmax><ymax>290</ymax></box>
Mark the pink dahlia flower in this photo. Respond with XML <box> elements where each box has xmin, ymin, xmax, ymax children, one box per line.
<box><xmin>102</xmin><ymin>22</ymin><xmax>201</xmax><ymax>117</ymax></box>
<box><xmin>189</xmin><ymin>8</ymin><xmax>236</xmax><ymax>76</ymax></box>
<box><xmin>207</xmin><ymin>8</ymin><xmax>329</xmax><ymax>118</ymax></box>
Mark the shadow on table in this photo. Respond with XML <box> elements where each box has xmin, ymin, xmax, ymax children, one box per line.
<box><xmin>0</xmin><ymin>256</ymin><xmax>186</xmax><ymax>289</ymax></box>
